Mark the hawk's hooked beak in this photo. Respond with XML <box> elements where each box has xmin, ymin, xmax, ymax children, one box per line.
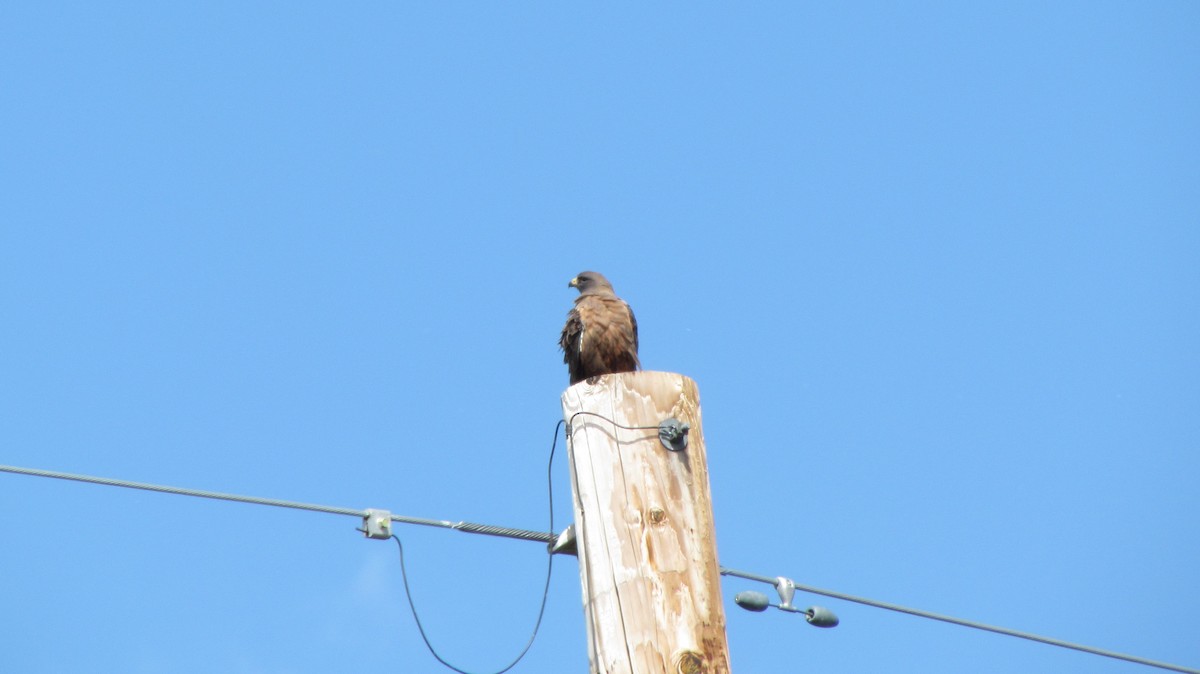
<box><xmin>568</xmin><ymin>277</ymin><xmax>580</xmax><ymax>289</ymax></box>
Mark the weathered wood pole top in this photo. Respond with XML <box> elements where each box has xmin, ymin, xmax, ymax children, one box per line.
<box><xmin>561</xmin><ymin>371</ymin><xmax>730</xmax><ymax>674</ymax></box>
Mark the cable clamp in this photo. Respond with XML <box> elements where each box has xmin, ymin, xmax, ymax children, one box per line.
<box><xmin>658</xmin><ymin>418</ymin><xmax>690</xmax><ymax>451</ymax></box>
<box><xmin>361</xmin><ymin>508</ymin><xmax>393</xmax><ymax>539</ymax></box>
<box><xmin>550</xmin><ymin>524</ymin><xmax>578</xmax><ymax>556</ymax></box>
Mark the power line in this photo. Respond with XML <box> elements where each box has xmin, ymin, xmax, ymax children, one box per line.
<box><xmin>722</xmin><ymin>567</ymin><xmax>1200</xmax><ymax>674</ymax></box>
<box><xmin>0</xmin><ymin>463</ymin><xmax>554</xmax><ymax>544</ymax></box>
<box><xmin>0</xmin><ymin>425</ymin><xmax>569</xmax><ymax>674</ymax></box>
<box><xmin>5</xmin><ymin>462</ymin><xmax>1195</xmax><ymax>674</ymax></box>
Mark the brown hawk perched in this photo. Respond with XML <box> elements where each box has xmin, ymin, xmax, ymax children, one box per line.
<box><xmin>560</xmin><ymin>271</ymin><xmax>640</xmax><ymax>385</ymax></box>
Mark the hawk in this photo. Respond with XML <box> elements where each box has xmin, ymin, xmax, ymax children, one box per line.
<box><xmin>560</xmin><ymin>271</ymin><xmax>640</xmax><ymax>385</ymax></box>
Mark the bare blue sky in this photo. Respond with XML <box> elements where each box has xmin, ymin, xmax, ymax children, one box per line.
<box><xmin>2</xmin><ymin>3</ymin><xmax>1197</xmax><ymax>673</ymax></box>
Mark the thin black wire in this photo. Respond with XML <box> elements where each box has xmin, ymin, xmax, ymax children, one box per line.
<box><xmin>389</xmin><ymin>420</ymin><xmax>562</xmax><ymax>674</ymax></box>
<box><xmin>566</xmin><ymin>410</ymin><xmax>661</xmax><ymax>435</ymax></box>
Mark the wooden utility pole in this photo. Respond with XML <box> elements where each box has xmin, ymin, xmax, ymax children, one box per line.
<box><xmin>560</xmin><ymin>371</ymin><xmax>730</xmax><ymax>674</ymax></box>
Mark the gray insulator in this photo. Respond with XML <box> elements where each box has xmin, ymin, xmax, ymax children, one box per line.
<box><xmin>734</xmin><ymin>591</ymin><xmax>771</xmax><ymax>612</ymax></box>
<box><xmin>806</xmin><ymin>606</ymin><xmax>840</xmax><ymax>628</ymax></box>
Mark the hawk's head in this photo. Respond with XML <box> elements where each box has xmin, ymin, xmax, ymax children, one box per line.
<box><xmin>569</xmin><ymin>271</ymin><xmax>615</xmax><ymax>297</ymax></box>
